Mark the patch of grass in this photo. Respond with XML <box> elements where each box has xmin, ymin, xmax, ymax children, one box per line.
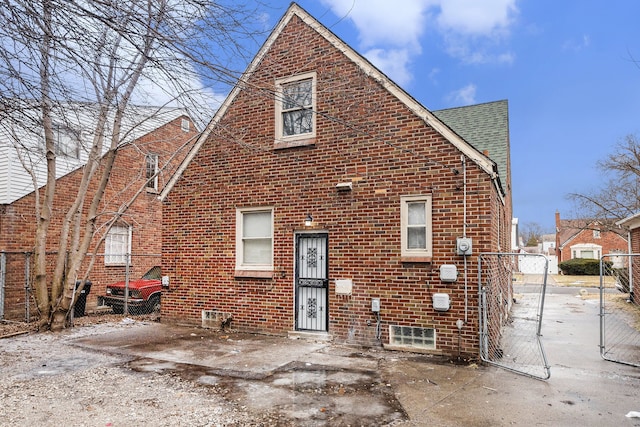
<box><xmin>551</xmin><ymin>275</ymin><xmax>616</xmax><ymax>288</ymax></box>
<box><xmin>605</xmin><ymin>294</ymin><xmax>640</xmax><ymax>331</ymax></box>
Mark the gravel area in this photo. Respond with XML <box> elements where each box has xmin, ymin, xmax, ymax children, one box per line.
<box><xmin>0</xmin><ymin>316</ymin><xmax>262</xmax><ymax>426</ymax></box>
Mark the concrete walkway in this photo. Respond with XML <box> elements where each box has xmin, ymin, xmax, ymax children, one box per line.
<box><xmin>72</xmin><ymin>284</ymin><xmax>640</xmax><ymax>426</ymax></box>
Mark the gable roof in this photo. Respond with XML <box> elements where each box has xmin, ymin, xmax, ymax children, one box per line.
<box><xmin>433</xmin><ymin>100</ymin><xmax>510</xmax><ymax>188</ymax></box>
<box><xmin>161</xmin><ymin>3</ymin><xmax>503</xmax><ymax>201</ymax></box>
<box><xmin>557</xmin><ymin>218</ymin><xmax>626</xmax><ymax>249</ymax></box>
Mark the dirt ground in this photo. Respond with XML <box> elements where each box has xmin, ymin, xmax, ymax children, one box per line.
<box><xmin>0</xmin><ymin>315</ymin><xmax>274</xmax><ymax>426</ymax></box>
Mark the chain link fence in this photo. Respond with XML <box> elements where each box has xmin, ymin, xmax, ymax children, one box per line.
<box><xmin>0</xmin><ymin>251</ymin><xmax>162</xmax><ymax>322</ymax></box>
<box><xmin>479</xmin><ymin>253</ymin><xmax>550</xmax><ymax>380</ymax></box>
<box><xmin>600</xmin><ymin>254</ymin><xmax>640</xmax><ymax>367</ymax></box>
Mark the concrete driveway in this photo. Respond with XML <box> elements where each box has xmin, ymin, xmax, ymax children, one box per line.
<box><xmin>72</xmin><ymin>284</ymin><xmax>640</xmax><ymax>426</ymax></box>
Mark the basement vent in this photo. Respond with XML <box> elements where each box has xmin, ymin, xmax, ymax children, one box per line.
<box><xmin>389</xmin><ymin>325</ymin><xmax>436</xmax><ymax>350</ymax></box>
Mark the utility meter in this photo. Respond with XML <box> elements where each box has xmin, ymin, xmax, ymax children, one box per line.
<box><xmin>456</xmin><ymin>237</ymin><xmax>473</xmax><ymax>256</ymax></box>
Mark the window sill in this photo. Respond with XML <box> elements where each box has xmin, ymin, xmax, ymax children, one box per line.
<box><xmin>235</xmin><ymin>270</ymin><xmax>274</xmax><ymax>279</ymax></box>
<box><xmin>274</xmin><ymin>137</ymin><xmax>315</xmax><ymax>150</ymax></box>
<box><xmin>401</xmin><ymin>256</ymin><xmax>432</xmax><ymax>264</ymax></box>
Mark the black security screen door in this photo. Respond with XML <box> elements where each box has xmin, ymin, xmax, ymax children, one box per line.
<box><xmin>295</xmin><ymin>233</ymin><xmax>328</xmax><ymax>331</ymax></box>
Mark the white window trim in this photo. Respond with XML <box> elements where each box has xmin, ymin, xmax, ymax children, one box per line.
<box><xmin>146</xmin><ymin>153</ymin><xmax>159</xmax><ymax>191</ymax></box>
<box><xmin>236</xmin><ymin>207</ymin><xmax>274</xmax><ymax>272</ymax></box>
<box><xmin>570</xmin><ymin>243</ymin><xmax>602</xmax><ymax>260</ymax></box>
<box><xmin>400</xmin><ymin>195</ymin><xmax>433</xmax><ymax>259</ymax></box>
<box><xmin>105</xmin><ymin>224</ymin><xmax>132</xmax><ymax>266</ymax></box>
<box><xmin>53</xmin><ymin>123</ymin><xmax>82</xmax><ymax>159</ymax></box>
<box><xmin>274</xmin><ymin>71</ymin><xmax>316</xmax><ymax>146</ymax></box>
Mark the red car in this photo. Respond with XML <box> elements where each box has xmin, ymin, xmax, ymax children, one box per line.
<box><xmin>101</xmin><ymin>266</ymin><xmax>162</xmax><ymax>315</ymax></box>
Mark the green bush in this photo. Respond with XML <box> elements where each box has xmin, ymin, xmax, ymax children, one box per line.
<box><xmin>558</xmin><ymin>258</ymin><xmax>610</xmax><ymax>275</ymax></box>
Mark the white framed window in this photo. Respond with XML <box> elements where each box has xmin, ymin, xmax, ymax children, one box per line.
<box><xmin>53</xmin><ymin>123</ymin><xmax>81</xmax><ymax>159</ymax></box>
<box><xmin>236</xmin><ymin>208</ymin><xmax>274</xmax><ymax>271</ymax></box>
<box><xmin>570</xmin><ymin>243</ymin><xmax>602</xmax><ymax>260</ymax></box>
<box><xmin>275</xmin><ymin>72</ymin><xmax>316</xmax><ymax>144</ymax></box>
<box><xmin>105</xmin><ymin>225</ymin><xmax>131</xmax><ymax>265</ymax></box>
<box><xmin>181</xmin><ymin>118</ymin><xmax>190</xmax><ymax>132</ymax></box>
<box><xmin>400</xmin><ymin>195</ymin><xmax>433</xmax><ymax>259</ymax></box>
<box><xmin>593</xmin><ymin>229</ymin><xmax>601</xmax><ymax>239</ymax></box>
<box><xmin>145</xmin><ymin>153</ymin><xmax>159</xmax><ymax>191</ymax></box>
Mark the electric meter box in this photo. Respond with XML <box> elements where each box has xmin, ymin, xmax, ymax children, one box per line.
<box><xmin>456</xmin><ymin>237</ymin><xmax>473</xmax><ymax>255</ymax></box>
<box><xmin>432</xmin><ymin>293</ymin><xmax>450</xmax><ymax>312</ymax></box>
<box><xmin>440</xmin><ymin>264</ymin><xmax>458</xmax><ymax>282</ymax></box>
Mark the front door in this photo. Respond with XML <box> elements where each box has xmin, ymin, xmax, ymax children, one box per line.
<box><xmin>295</xmin><ymin>233</ymin><xmax>328</xmax><ymax>331</ymax></box>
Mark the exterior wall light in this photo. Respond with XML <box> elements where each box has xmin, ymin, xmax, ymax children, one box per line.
<box><xmin>305</xmin><ymin>214</ymin><xmax>313</xmax><ymax>227</ymax></box>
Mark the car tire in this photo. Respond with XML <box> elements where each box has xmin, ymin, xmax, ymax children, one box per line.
<box><xmin>112</xmin><ymin>305</ymin><xmax>124</xmax><ymax>314</ymax></box>
<box><xmin>146</xmin><ymin>295</ymin><xmax>161</xmax><ymax>314</ymax></box>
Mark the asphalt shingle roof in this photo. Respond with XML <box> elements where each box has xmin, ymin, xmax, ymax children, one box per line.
<box><xmin>433</xmin><ymin>100</ymin><xmax>510</xmax><ymax>186</ymax></box>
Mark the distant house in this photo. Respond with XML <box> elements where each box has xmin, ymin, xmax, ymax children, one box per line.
<box><xmin>0</xmin><ymin>105</ymin><xmax>198</xmax><ymax>320</ymax></box>
<box><xmin>159</xmin><ymin>3</ymin><xmax>512</xmax><ymax>358</ymax></box>
<box><xmin>555</xmin><ymin>211</ymin><xmax>627</xmax><ymax>263</ymax></box>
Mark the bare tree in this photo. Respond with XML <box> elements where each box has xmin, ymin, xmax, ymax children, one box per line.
<box><xmin>568</xmin><ymin>134</ymin><xmax>640</xmax><ymax>228</ymax></box>
<box><xmin>0</xmin><ymin>0</ymin><xmax>262</xmax><ymax>330</ymax></box>
<box><xmin>520</xmin><ymin>221</ymin><xmax>545</xmax><ymax>247</ymax></box>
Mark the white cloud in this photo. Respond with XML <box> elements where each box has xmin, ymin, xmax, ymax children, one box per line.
<box><xmin>447</xmin><ymin>83</ymin><xmax>477</xmax><ymax>105</ymax></box>
<box><xmin>364</xmin><ymin>48</ymin><xmax>413</xmax><ymax>86</ymax></box>
<box><xmin>321</xmin><ymin>0</ymin><xmax>428</xmax><ymax>49</ymax></box>
<box><xmin>436</xmin><ymin>0</ymin><xmax>518</xmax><ymax>35</ymax></box>
<box><xmin>562</xmin><ymin>34</ymin><xmax>590</xmax><ymax>52</ymax></box>
<box><xmin>320</xmin><ymin>0</ymin><xmax>519</xmax><ymax>84</ymax></box>
<box><xmin>444</xmin><ymin>33</ymin><xmax>515</xmax><ymax>65</ymax></box>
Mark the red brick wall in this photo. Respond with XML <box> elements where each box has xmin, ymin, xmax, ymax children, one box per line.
<box><xmin>161</xmin><ymin>16</ymin><xmax>508</xmax><ymax>358</ymax></box>
<box><xmin>559</xmin><ymin>228</ymin><xmax>627</xmax><ymax>261</ymax></box>
<box><xmin>0</xmin><ymin>116</ymin><xmax>197</xmax><ymax>319</ymax></box>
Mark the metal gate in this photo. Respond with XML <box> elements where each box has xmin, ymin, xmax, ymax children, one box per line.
<box><xmin>479</xmin><ymin>253</ymin><xmax>550</xmax><ymax>379</ymax></box>
<box><xmin>295</xmin><ymin>233</ymin><xmax>328</xmax><ymax>332</ymax></box>
<box><xmin>600</xmin><ymin>254</ymin><xmax>640</xmax><ymax>367</ymax></box>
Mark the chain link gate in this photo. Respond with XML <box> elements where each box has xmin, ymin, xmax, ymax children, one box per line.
<box><xmin>479</xmin><ymin>253</ymin><xmax>550</xmax><ymax>379</ymax></box>
<box><xmin>600</xmin><ymin>254</ymin><xmax>640</xmax><ymax>367</ymax></box>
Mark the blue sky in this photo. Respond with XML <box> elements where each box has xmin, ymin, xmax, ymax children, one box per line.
<box><xmin>256</xmin><ymin>1</ymin><xmax>640</xmax><ymax>232</ymax></box>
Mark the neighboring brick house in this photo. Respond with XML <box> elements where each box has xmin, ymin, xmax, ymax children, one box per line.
<box><xmin>159</xmin><ymin>3</ymin><xmax>511</xmax><ymax>358</ymax></box>
<box><xmin>555</xmin><ymin>211</ymin><xmax>627</xmax><ymax>263</ymax></box>
<box><xmin>0</xmin><ymin>107</ymin><xmax>198</xmax><ymax>320</ymax></box>
<box><xmin>616</xmin><ymin>213</ymin><xmax>639</xmax><ymax>301</ymax></box>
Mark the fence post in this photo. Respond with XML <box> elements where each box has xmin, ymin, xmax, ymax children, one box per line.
<box><xmin>0</xmin><ymin>252</ymin><xmax>5</xmax><ymax>319</ymax></box>
<box><xmin>124</xmin><ymin>253</ymin><xmax>130</xmax><ymax>315</ymax></box>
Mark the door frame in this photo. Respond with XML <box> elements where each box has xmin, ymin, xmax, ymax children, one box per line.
<box><xmin>294</xmin><ymin>232</ymin><xmax>329</xmax><ymax>332</ymax></box>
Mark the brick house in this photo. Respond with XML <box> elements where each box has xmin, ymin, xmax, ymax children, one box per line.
<box><xmin>0</xmin><ymin>106</ymin><xmax>198</xmax><ymax>320</ymax></box>
<box><xmin>616</xmin><ymin>213</ymin><xmax>638</xmax><ymax>301</ymax></box>
<box><xmin>555</xmin><ymin>211</ymin><xmax>627</xmax><ymax>263</ymax></box>
<box><xmin>159</xmin><ymin>4</ymin><xmax>512</xmax><ymax>358</ymax></box>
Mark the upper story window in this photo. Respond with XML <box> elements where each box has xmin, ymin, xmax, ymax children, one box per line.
<box><xmin>593</xmin><ymin>229</ymin><xmax>601</xmax><ymax>239</ymax></box>
<box><xmin>236</xmin><ymin>208</ymin><xmax>274</xmax><ymax>272</ymax></box>
<box><xmin>181</xmin><ymin>118</ymin><xmax>190</xmax><ymax>132</ymax></box>
<box><xmin>275</xmin><ymin>72</ymin><xmax>316</xmax><ymax>147</ymax></box>
<box><xmin>400</xmin><ymin>195</ymin><xmax>433</xmax><ymax>261</ymax></box>
<box><xmin>145</xmin><ymin>153</ymin><xmax>159</xmax><ymax>191</ymax></box>
<box><xmin>105</xmin><ymin>224</ymin><xmax>131</xmax><ymax>265</ymax></box>
<box><xmin>54</xmin><ymin>123</ymin><xmax>81</xmax><ymax>159</ymax></box>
